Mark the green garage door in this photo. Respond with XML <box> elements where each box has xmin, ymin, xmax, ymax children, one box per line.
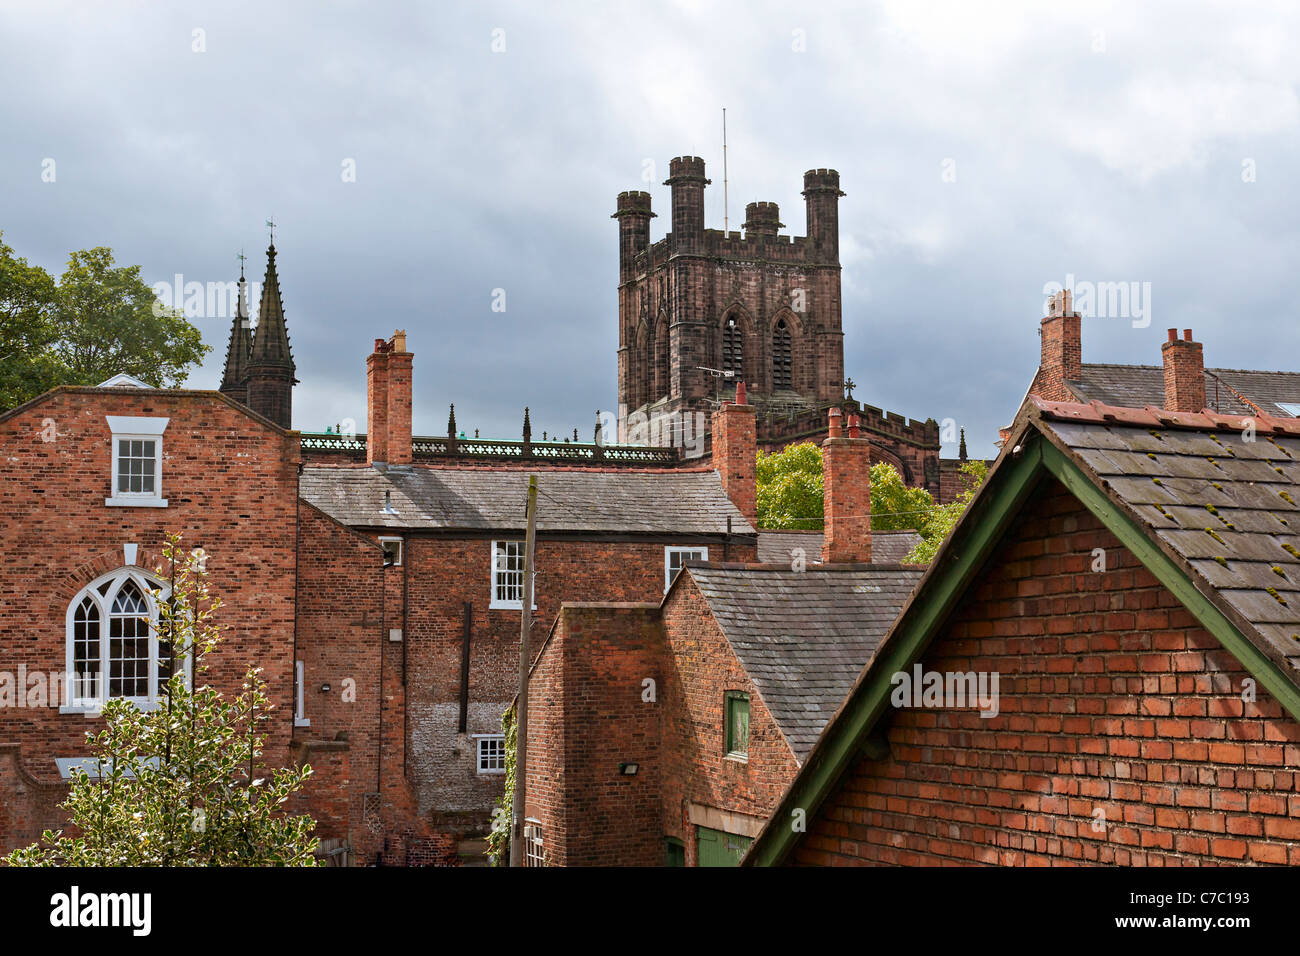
<box><xmin>696</xmin><ymin>826</ymin><xmax>752</xmax><ymax>867</ymax></box>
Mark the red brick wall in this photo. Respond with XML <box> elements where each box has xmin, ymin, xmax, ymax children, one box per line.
<box><xmin>660</xmin><ymin>576</ymin><xmax>800</xmax><ymax>864</ymax></box>
<box><xmin>793</xmin><ymin>478</ymin><xmax>1300</xmax><ymax>866</ymax></box>
<box><xmin>0</xmin><ymin>389</ymin><xmax>299</xmax><ymax>853</ymax></box>
<box><xmin>524</xmin><ymin>604</ymin><xmax>666</xmax><ymax>866</ymax></box>
<box><xmin>293</xmin><ymin>501</ymin><xmax>385</xmax><ymax>859</ymax></box>
<box><xmin>401</xmin><ymin>535</ymin><xmax>755</xmax><ymax>837</ymax></box>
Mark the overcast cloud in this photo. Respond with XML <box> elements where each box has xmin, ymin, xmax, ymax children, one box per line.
<box><xmin>3</xmin><ymin>0</ymin><xmax>1299</xmax><ymax>458</ymax></box>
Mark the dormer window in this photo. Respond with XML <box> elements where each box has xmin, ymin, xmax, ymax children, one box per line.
<box><xmin>105</xmin><ymin>416</ymin><xmax>168</xmax><ymax>508</ymax></box>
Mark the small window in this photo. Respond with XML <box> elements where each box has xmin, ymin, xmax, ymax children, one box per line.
<box><xmin>725</xmin><ymin>691</ymin><xmax>750</xmax><ymax>759</ymax></box>
<box><xmin>476</xmin><ymin>734</ymin><xmax>506</xmax><ymax>774</ymax></box>
<box><xmin>665</xmin><ymin>546</ymin><xmax>708</xmax><ymax>592</ymax></box>
<box><xmin>294</xmin><ymin>660</ymin><xmax>309</xmax><ymax>727</ymax></box>
<box><xmin>1277</xmin><ymin>402</ymin><xmax>1300</xmax><ymax>418</ymax></box>
<box><xmin>379</xmin><ymin>537</ymin><xmax>403</xmax><ymax>567</ymax></box>
<box><xmin>524</xmin><ymin>820</ymin><xmax>545</xmax><ymax>867</ymax></box>
<box><xmin>105</xmin><ymin>416</ymin><xmax>169</xmax><ymax>508</ymax></box>
<box><xmin>491</xmin><ymin>540</ymin><xmax>534</xmax><ymax>609</ymax></box>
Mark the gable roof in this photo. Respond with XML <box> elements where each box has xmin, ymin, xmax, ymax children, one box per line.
<box><xmin>745</xmin><ymin>396</ymin><xmax>1300</xmax><ymax>866</ymax></box>
<box><xmin>299</xmin><ymin>465</ymin><xmax>755</xmax><ymax>535</ymax></box>
<box><xmin>685</xmin><ymin>564</ymin><xmax>923</xmax><ymax>761</ymax></box>
<box><xmin>755</xmin><ymin>529</ymin><xmax>923</xmax><ymax>565</ymax></box>
<box><xmin>1069</xmin><ymin>363</ymin><xmax>1300</xmax><ymax>418</ymax></box>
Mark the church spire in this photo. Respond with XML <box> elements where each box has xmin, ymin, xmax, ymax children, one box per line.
<box><xmin>249</xmin><ymin>242</ymin><xmax>294</xmax><ymax>369</ymax></box>
<box><xmin>245</xmin><ymin>239</ymin><xmax>297</xmax><ymax>429</ymax></box>
<box><xmin>219</xmin><ymin>252</ymin><xmax>252</xmax><ymax>405</ymax></box>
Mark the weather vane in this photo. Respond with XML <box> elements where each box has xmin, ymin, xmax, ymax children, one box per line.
<box><xmin>265</xmin><ymin>216</ymin><xmax>276</xmax><ymax>245</ymax></box>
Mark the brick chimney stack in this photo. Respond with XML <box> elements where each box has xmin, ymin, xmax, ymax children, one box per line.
<box><xmin>712</xmin><ymin>381</ymin><xmax>756</xmax><ymax>527</ymax></box>
<box><xmin>367</xmin><ymin>330</ymin><xmax>413</xmax><ymax>466</ymax></box>
<box><xmin>387</xmin><ymin>330</ymin><xmax>413</xmax><ymax>465</ymax></box>
<box><xmin>1161</xmin><ymin>328</ymin><xmax>1205</xmax><ymax>413</ymax></box>
<box><xmin>822</xmin><ymin>408</ymin><xmax>872</xmax><ymax>564</ymax></box>
<box><xmin>1037</xmin><ymin>288</ymin><xmax>1082</xmax><ymax>402</ymax></box>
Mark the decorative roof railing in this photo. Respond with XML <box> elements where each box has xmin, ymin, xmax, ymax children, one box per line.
<box><xmin>301</xmin><ymin>432</ymin><xmax>681</xmax><ymax>466</ymax></box>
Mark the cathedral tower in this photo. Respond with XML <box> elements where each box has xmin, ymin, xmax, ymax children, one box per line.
<box><xmin>615</xmin><ymin>157</ymin><xmax>845</xmax><ymax>444</ymax></box>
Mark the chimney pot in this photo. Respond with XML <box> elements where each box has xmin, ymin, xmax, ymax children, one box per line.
<box><xmin>1167</xmin><ymin>328</ymin><xmax>1177</xmax><ymax>342</ymax></box>
<box><xmin>735</xmin><ymin>380</ymin><xmax>747</xmax><ymax>406</ymax></box>
<box><xmin>827</xmin><ymin>406</ymin><xmax>843</xmax><ymax>439</ymax></box>
<box><xmin>1183</xmin><ymin>328</ymin><xmax>1193</xmax><ymax>342</ymax></box>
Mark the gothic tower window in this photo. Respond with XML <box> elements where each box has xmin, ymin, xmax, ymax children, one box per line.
<box><xmin>722</xmin><ymin>316</ymin><xmax>743</xmax><ymax>376</ymax></box>
<box><xmin>773</xmin><ymin>318</ymin><xmax>793</xmax><ymax>390</ymax></box>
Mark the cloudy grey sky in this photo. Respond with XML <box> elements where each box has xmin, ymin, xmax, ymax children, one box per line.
<box><xmin>3</xmin><ymin>0</ymin><xmax>1298</xmax><ymax>458</ymax></box>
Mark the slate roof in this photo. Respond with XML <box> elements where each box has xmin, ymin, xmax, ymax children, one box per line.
<box><xmin>1068</xmin><ymin>364</ymin><xmax>1300</xmax><ymax>418</ymax></box>
<box><xmin>685</xmin><ymin>564</ymin><xmax>923</xmax><ymax>761</ymax></box>
<box><xmin>299</xmin><ymin>465</ymin><xmax>755</xmax><ymax>535</ymax></box>
<box><xmin>1036</xmin><ymin>400</ymin><xmax>1300</xmax><ymax>676</ymax></box>
<box><xmin>756</xmin><ymin>529</ymin><xmax>922</xmax><ymax>564</ymax></box>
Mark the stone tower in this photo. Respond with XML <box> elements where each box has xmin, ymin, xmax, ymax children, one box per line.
<box><xmin>223</xmin><ymin>242</ymin><xmax>297</xmax><ymax>429</ymax></box>
<box><xmin>615</xmin><ymin>157</ymin><xmax>846</xmax><ymax>445</ymax></box>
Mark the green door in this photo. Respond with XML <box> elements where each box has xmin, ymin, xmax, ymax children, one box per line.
<box><xmin>695</xmin><ymin>826</ymin><xmax>752</xmax><ymax>867</ymax></box>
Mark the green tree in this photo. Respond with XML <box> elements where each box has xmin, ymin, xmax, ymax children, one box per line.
<box><xmin>756</xmin><ymin>442</ymin><xmax>936</xmax><ymax>534</ymax></box>
<box><xmin>756</xmin><ymin>442</ymin><xmax>824</xmax><ymax>530</ymax></box>
<box><xmin>868</xmin><ymin>459</ymin><xmax>937</xmax><ymax>532</ymax></box>
<box><xmin>52</xmin><ymin>247</ymin><xmax>208</xmax><ymax>389</ymax></box>
<box><xmin>485</xmin><ymin>703</ymin><xmax>517</xmax><ymax>866</ymax></box>
<box><xmin>906</xmin><ymin>459</ymin><xmax>989</xmax><ymax>564</ymax></box>
<box><xmin>0</xmin><ymin>236</ymin><xmax>209</xmax><ymax>409</ymax></box>
<box><xmin>4</xmin><ymin>536</ymin><xmax>320</xmax><ymax>867</ymax></box>
<box><xmin>0</xmin><ymin>233</ymin><xmax>62</xmax><ymax>408</ymax></box>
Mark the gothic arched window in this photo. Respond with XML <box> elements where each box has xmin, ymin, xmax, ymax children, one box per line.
<box><xmin>773</xmin><ymin>318</ymin><xmax>793</xmax><ymax>390</ymax></box>
<box><xmin>65</xmin><ymin>569</ymin><xmax>175</xmax><ymax>709</ymax></box>
<box><xmin>722</xmin><ymin>316</ymin><xmax>743</xmax><ymax>375</ymax></box>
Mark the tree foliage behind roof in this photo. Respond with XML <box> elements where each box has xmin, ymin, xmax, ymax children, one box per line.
<box><xmin>755</xmin><ymin>441</ymin><xmax>988</xmax><ymax>564</ymax></box>
<box><xmin>0</xmin><ymin>233</ymin><xmax>209</xmax><ymax>410</ymax></box>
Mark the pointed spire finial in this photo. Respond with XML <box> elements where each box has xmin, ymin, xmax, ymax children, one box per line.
<box><xmin>266</xmin><ymin>216</ymin><xmax>276</xmax><ymax>248</ymax></box>
<box><xmin>523</xmin><ymin>407</ymin><xmax>532</xmax><ymax>444</ymax></box>
<box><xmin>448</xmin><ymin>404</ymin><xmax>457</xmax><ymax>437</ymax></box>
<box><xmin>959</xmin><ymin>427</ymin><xmax>968</xmax><ymax>461</ymax></box>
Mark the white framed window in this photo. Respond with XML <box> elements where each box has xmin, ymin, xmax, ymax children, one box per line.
<box><xmin>665</xmin><ymin>546</ymin><xmax>708</xmax><ymax>592</ymax></box>
<box><xmin>1277</xmin><ymin>402</ymin><xmax>1300</xmax><ymax>418</ymax></box>
<box><xmin>475</xmin><ymin>733</ymin><xmax>507</xmax><ymax>774</ymax></box>
<box><xmin>294</xmin><ymin>660</ymin><xmax>310</xmax><ymax>727</ymax></box>
<box><xmin>379</xmin><ymin>536</ymin><xmax>403</xmax><ymax>567</ymax></box>
<box><xmin>490</xmin><ymin>540</ymin><xmax>535</xmax><ymax>609</ymax></box>
<box><xmin>62</xmin><ymin>568</ymin><xmax>184</xmax><ymax>713</ymax></box>
<box><xmin>105</xmin><ymin>416</ymin><xmax>168</xmax><ymax>507</ymax></box>
<box><xmin>524</xmin><ymin>819</ymin><xmax>545</xmax><ymax>867</ymax></box>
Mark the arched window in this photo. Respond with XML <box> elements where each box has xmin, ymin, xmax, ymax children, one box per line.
<box><xmin>722</xmin><ymin>316</ymin><xmax>743</xmax><ymax>375</ymax></box>
<box><xmin>773</xmin><ymin>318</ymin><xmax>793</xmax><ymax>390</ymax></box>
<box><xmin>65</xmin><ymin>569</ymin><xmax>174</xmax><ymax>710</ymax></box>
